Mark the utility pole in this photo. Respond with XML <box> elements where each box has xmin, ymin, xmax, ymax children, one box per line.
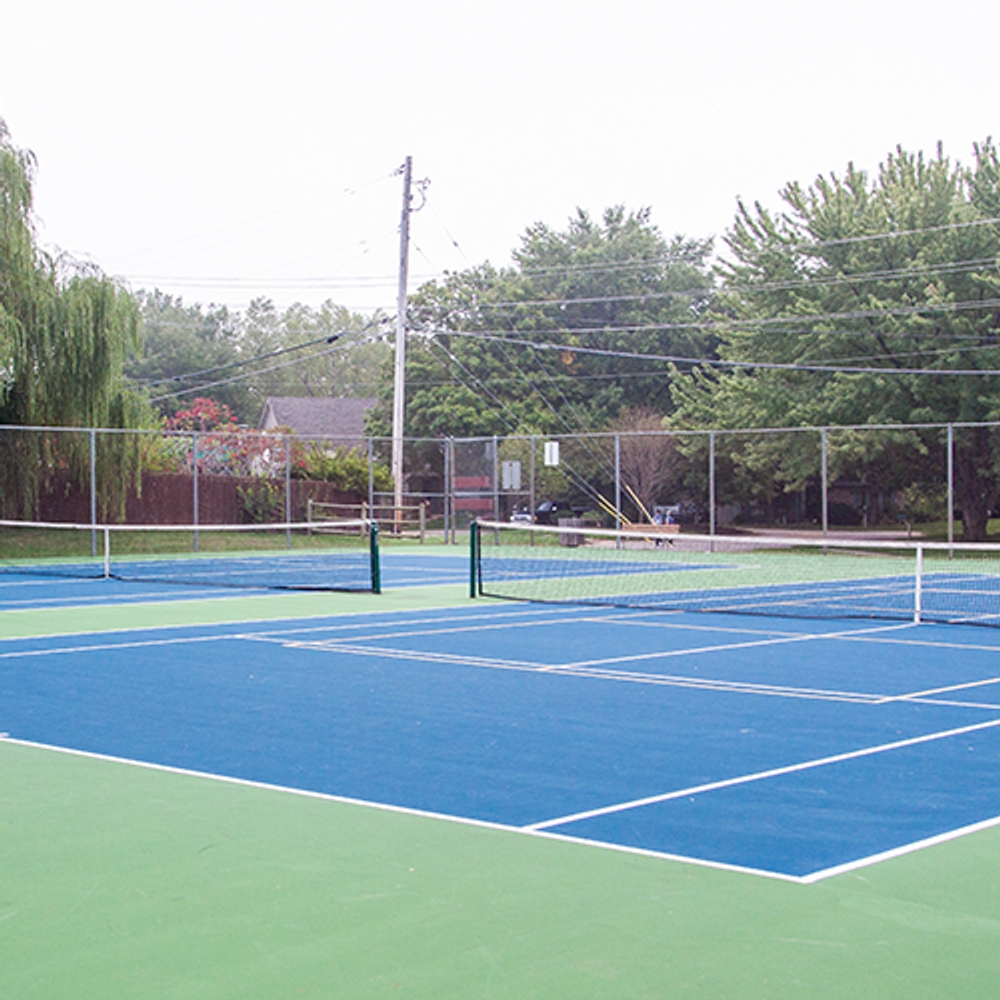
<box><xmin>391</xmin><ymin>157</ymin><xmax>413</xmax><ymax>529</ymax></box>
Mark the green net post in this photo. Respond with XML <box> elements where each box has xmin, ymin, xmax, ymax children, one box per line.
<box><xmin>469</xmin><ymin>520</ymin><xmax>479</xmax><ymax>598</ymax></box>
<box><xmin>370</xmin><ymin>521</ymin><xmax>381</xmax><ymax>594</ymax></box>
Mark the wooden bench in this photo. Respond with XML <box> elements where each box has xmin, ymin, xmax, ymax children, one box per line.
<box><xmin>621</xmin><ymin>523</ymin><xmax>680</xmax><ymax>536</ymax></box>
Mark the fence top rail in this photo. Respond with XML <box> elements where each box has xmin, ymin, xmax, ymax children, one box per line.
<box><xmin>309</xmin><ymin>500</ymin><xmax>426</xmax><ymax>512</ymax></box>
<box><xmin>451</xmin><ymin>421</ymin><xmax>998</xmax><ymax>443</ymax></box>
<box><xmin>4</xmin><ymin>419</ymin><xmax>1000</xmax><ymax>443</ymax></box>
<box><xmin>0</xmin><ymin>424</ymin><xmax>394</xmax><ymax>445</ymax></box>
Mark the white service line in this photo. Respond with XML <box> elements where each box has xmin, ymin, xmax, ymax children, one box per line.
<box><xmin>0</xmin><ymin>632</ymin><xmax>250</xmax><ymax>659</ymax></box>
<box><xmin>287</xmin><ymin>637</ymin><xmax>887</xmax><ymax>703</ymax></box>
<box><xmin>557</xmin><ymin>621</ymin><xmax>915</xmax><ymax>671</ymax></box>
<box><xmin>876</xmin><ymin>675</ymin><xmax>1000</xmax><ymax>704</ymax></box>
<box><xmin>527</xmin><ymin>715</ymin><xmax>1000</xmax><ymax>832</ymax></box>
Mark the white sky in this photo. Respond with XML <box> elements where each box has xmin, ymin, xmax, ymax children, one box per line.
<box><xmin>3</xmin><ymin>0</ymin><xmax>998</xmax><ymax>316</ymax></box>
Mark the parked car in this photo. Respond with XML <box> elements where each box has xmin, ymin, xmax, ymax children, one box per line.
<box><xmin>509</xmin><ymin>505</ymin><xmax>532</xmax><ymax>523</ymax></box>
<box><xmin>533</xmin><ymin>500</ymin><xmax>582</xmax><ymax>525</ymax></box>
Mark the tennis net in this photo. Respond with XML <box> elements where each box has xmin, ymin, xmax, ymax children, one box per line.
<box><xmin>471</xmin><ymin>519</ymin><xmax>1000</xmax><ymax>627</ymax></box>
<box><xmin>0</xmin><ymin>519</ymin><xmax>380</xmax><ymax>593</ymax></box>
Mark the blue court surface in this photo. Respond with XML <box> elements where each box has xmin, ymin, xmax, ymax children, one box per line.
<box><xmin>0</xmin><ymin>550</ymin><xmax>470</xmax><ymax>609</ymax></box>
<box><xmin>3</xmin><ymin>587</ymin><xmax>1000</xmax><ymax>882</ymax></box>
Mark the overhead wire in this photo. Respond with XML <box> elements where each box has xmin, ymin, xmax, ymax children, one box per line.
<box><xmin>145</xmin><ymin>321</ymin><xmax>388</xmax><ymax>403</ymax></box>
<box><xmin>436</xmin><ymin>328</ymin><xmax>1000</xmax><ymax>378</ymax></box>
<box><xmin>137</xmin><ymin>331</ymin><xmax>347</xmax><ymax>389</ymax></box>
<box><xmin>455</xmin><ymin>255</ymin><xmax>999</xmax><ymax>314</ymax></box>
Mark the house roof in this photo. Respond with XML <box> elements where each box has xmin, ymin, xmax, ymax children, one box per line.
<box><xmin>258</xmin><ymin>397</ymin><xmax>377</xmax><ymax>444</ymax></box>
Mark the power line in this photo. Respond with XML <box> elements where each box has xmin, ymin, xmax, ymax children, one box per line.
<box><xmin>420</xmin><ymin>294</ymin><xmax>1000</xmax><ymax>339</ymax></box>
<box><xmin>436</xmin><ymin>328</ymin><xmax>1000</xmax><ymax>378</ymax></box>
<box><xmin>450</xmin><ymin>256</ymin><xmax>998</xmax><ymax>314</ymax></box>
<box><xmin>792</xmin><ymin>215</ymin><xmax>1000</xmax><ymax>250</ymax></box>
<box><xmin>145</xmin><ymin>324</ymin><xmax>387</xmax><ymax>403</ymax></box>
<box><xmin>136</xmin><ymin>331</ymin><xmax>345</xmax><ymax>389</ymax></box>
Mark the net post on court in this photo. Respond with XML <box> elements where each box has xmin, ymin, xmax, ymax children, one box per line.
<box><xmin>0</xmin><ymin>518</ymin><xmax>381</xmax><ymax>593</ymax></box>
<box><xmin>369</xmin><ymin>521</ymin><xmax>381</xmax><ymax>594</ymax></box>
<box><xmin>471</xmin><ymin>519</ymin><xmax>1000</xmax><ymax>628</ymax></box>
<box><xmin>469</xmin><ymin>520</ymin><xmax>479</xmax><ymax>599</ymax></box>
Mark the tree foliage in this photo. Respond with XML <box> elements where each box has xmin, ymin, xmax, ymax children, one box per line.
<box><xmin>368</xmin><ymin>207</ymin><xmax>714</xmax><ymax>442</ymax></box>
<box><xmin>127</xmin><ymin>291</ymin><xmax>249</xmax><ymax>420</ymax></box>
<box><xmin>0</xmin><ymin>119</ymin><xmax>149</xmax><ymax>516</ymax></box>
<box><xmin>608</xmin><ymin>406</ymin><xmax>679</xmax><ymax>516</ymax></box>
<box><xmin>130</xmin><ymin>294</ymin><xmax>389</xmax><ymax>425</ymax></box>
<box><xmin>672</xmin><ymin>143</ymin><xmax>1000</xmax><ymax>538</ymax></box>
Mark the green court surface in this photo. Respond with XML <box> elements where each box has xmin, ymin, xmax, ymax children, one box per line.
<box><xmin>4</xmin><ymin>738</ymin><xmax>1000</xmax><ymax>999</ymax></box>
<box><xmin>3</xmin><ymin>585</ymin><xmax>1000</xmax><ymax>997</ymax></box>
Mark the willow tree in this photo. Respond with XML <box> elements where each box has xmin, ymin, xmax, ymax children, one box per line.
<box><xmin>0</xmin><ymin>119</ymin><xmax>147</xmax><ymax>517</ymax></box>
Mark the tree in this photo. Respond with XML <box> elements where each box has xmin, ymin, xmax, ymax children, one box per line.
<box><xmin>672</xmin><ymin>143</ymin><xmax>1000</xmax><ymax>538</ymax></box>
<box><xmin>129</xmin><ymin>295</ymin><xmax>389</xmax><ymax>426</ymax></box>
<box><xmin>608</xmin><ymin>407</ymin><xmax>679</xmax><ymax>518</ymax></box>
<box><xmin>128</xmin><ymin>291</ymin><xmax>249</xmax><ymax>421</ymax></box>
<box><xmin>238</xmin><ymin>298</ymin><xmax>388</xmax><ymax>413</ymax></box>
<box><xmin>0</xmin><ymin>119</ymin><xmax>149</xmax><ymax>516</ymax></box>
<box><xmin>368</xmin><ymin>207</ymin><xmax>715</xmax><ymax>443</ymax></box>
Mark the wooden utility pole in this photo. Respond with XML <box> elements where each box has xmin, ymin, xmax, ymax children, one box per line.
<box><xmin>391</xmin><ymin>156</ymin><xmax>413</xmax><ymax>528</ymax></box>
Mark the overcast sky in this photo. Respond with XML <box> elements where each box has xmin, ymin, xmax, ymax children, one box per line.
<box><xmin>3</xmin><ymin>0</ymin><xmax>998</xmax><ymax>315</ymax></box>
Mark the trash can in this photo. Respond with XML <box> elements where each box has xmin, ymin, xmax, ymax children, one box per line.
<box><xmin>558</xmin><ymin>517</ymin><xmax>584</xmax><ymax>547</ymax></box>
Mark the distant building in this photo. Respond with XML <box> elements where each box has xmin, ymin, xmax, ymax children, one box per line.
<box><xmin>257</xmin><ymin>397</ymin><xmax>377</xmax><ymax>447</ymax></box>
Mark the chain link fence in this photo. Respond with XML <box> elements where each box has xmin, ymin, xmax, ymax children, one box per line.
<box><xmin>2</xmin><ymin>419</ymin><xmax>994</xmax><ymax>543</ymax></box>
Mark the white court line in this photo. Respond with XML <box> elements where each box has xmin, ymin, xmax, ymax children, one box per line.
<box><xmin>0</xmin><ymin>586</ymin><xmax>266</xmax><ymax>608</ymax></box>
<box><xmin>907</xmin><ymin>696</ymin><xmax>1000</xmax><ymax>711</ymax></box>
<box><xmin>527</xmin><ymin>716</ymin><xmax>1000</xmax><ymax>832</ymax></box>
<box><xmin>254</xmin><ymin>608</ymin><xmax>808</xmax><ymax>647</ymax></box>
<box><xmin>284</xmin><ymin>640</ymin><xmax>544</xmax><ymax>672</ymax></box>
<box><xmin>557</xmin><ymin>622</ymin><xmax>914</xmax><ymax>671</ymax></box>
<box><xmin>877</xmin><ymin>675</ymin><xmax>1000</xmax><ymax>704</ymax></box>
<box><xmin>589</xmin><ymin>612</ymin><xmax>810</xmax><ymax>637</ymax></box>
<box><xmin>0</xmin><ymin>603</ymin><xmax>583</xmax><ymax>647</ymax></box>
<box><xmin>273</xmin><ymin>614</ymin><xmax>628</xmax><ymax>647</ymax></box>
<box><xmin>0</xmin><ymin>577</ymin><xmax>100</xmax><ymax>589</ymax></box>
<box><xmin>0</xmin><ymin>633</ymin><xmax>252</xmax><ymax>659</ymax></box>
<box><xmin>0</xmin><ymin>734</ymin><xmax>802</xmax><ymax>883</ymax></box>
<box><xmin>5</xmin><ymin>732</ymin><xmax>998</xmax><ymax>885</ymax></box>
<box><xmin>249</xmin><ymin>605</ymin><xmax>596</xmax><ymax>639</ymax></box>
<box><xmin>801</xmin><ymin>813</ymin><xmax>1000</xmax><ymax>883</ymax></box>
<box><xmin>834</xmin><ymin>631</ymin><xmax>1000</xmax><ymax>653</ymax></box>
<box><xmin>289</xmin><ymin>638</ymin><xmax>887</xmax><ymax>703</ymax></box>
<box><xmin>248</xmin><ymin>611</ymin><xmax>804</xmax><ymax>652</ymax></box>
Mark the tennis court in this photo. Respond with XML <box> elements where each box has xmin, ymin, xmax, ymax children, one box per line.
<box><xmin>3</xmin><ymin>530</ymin><xmax>1000</xmax><ymax>996</ymax></box>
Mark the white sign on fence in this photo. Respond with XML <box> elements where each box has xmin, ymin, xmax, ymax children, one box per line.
<box><xmin>543</xmin><ymin>441</ymin><xmax>560</xmax><ymax>467</ymax></box>
<box><xmin>501</xmin><ymin>460</ymin><xmax>522</xmax><ymax>490</ymax></box>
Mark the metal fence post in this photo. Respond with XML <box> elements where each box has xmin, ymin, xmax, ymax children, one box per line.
<box><xmin>443</xmin><ymin>439</ymin><xmax>450</xmax><ymax>543</ymax></box>
<box><xmin>529</xmin><ymin>435</ymin><xmax>536</xmax><ymax>546</ymax></box>
<box><xmin>449</xmin><ymin>437</ymin><xmax>457</xmax><ymax>544</ymax></box>
<box><xmin>492</xmin><ymin>434</ymin><xmax>499</xmax><ymax>523</ymax></box>
<box><xmin>285</xmin><ymin>435</ymin><xmax>292</xmax><ymax>548</ymax></box>
<box><xmin>367</xmin><ymin>438</ymin><xmax>375</xmax><ymax>524</ymax></box>
<box><xmin>192</xmin><ymin>431</ymin><xmax>199</xmax><ymax>552</ymax></box>
<box><xmin>821</xmin><ymin>427</ymin><xmax>829</xmax><ymax>548</ymax></box>
<box><xmin>89</xmin><ymin>429</ymin><xmax>97</xmax><ymax>556</ymax></box>
<box><xmin>947</xmin><ymin>423</ymin><xmax>954</xmax><ymax>556</ymax></box>
<box><xmin>614</xmin><ymin>433</ymin><xmax>622</xmax><ymax>544</ymax></box>
<box><xmin>709</xmin><ymin>431</ymin><xmax>716</xmax><ymax>551</ymax></box>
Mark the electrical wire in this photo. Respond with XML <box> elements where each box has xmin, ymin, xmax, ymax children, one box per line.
<box><xmin>137</xmin><ymin>331</ymin><xmax>346</xmax><ymax>388</ymax></box>
<box><xmin>422</xmin><ymin>294</ymin><xmax>1000</xmax><ymax>339</ymax></box>
<box><xmin>436</xmin><ymin>328</ymin><xmax>1000</xmax><ymax>378</ymax></box>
